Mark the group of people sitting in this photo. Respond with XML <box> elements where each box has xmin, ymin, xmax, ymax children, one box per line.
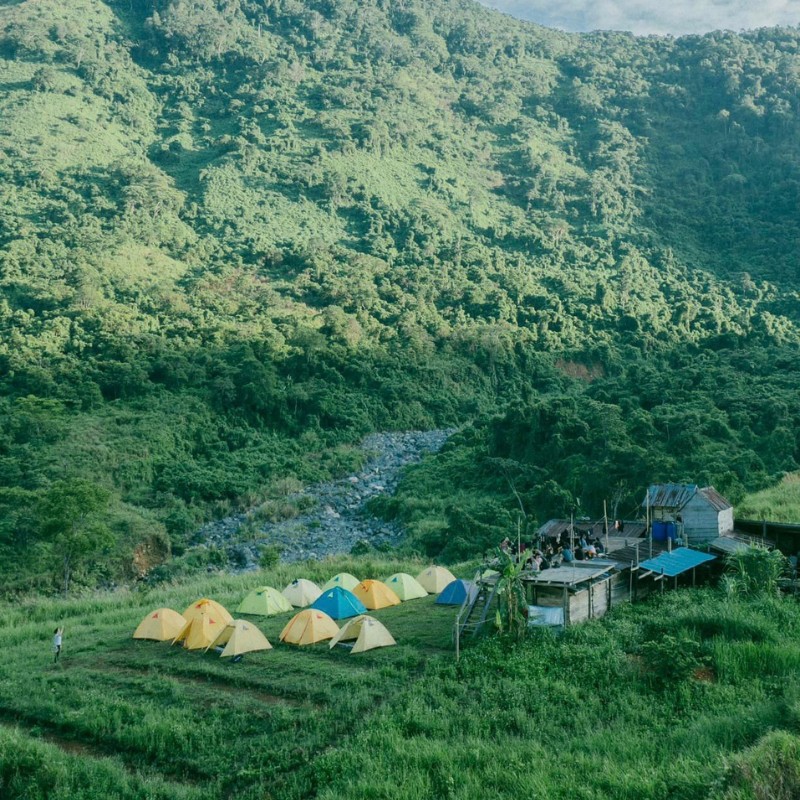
<box><xmin>500</xmin><ymin>531</ymin><xmax>607</xmax><ymax>572</ymax></box>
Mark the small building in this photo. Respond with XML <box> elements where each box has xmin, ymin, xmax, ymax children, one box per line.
<box><xmin>644</xmin><ymin>484</ymin><xmax>733</xmax><ymax>545</ymax></box>
<box><xmin>523</xmin><ymin>563</ymin><xmax>617</xmax><ymax>627</ymax></box>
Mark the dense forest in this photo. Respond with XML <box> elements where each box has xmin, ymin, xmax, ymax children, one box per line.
<box><xmin>2</xmin><ymin>0</ymin><xmax>800</xmax><ymax>592</ymax></box>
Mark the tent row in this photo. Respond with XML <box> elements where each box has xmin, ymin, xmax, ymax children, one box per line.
<box><xmin>132</xmin><ymin>599</ymin><xmax>395</xmax><ymax>654</ymax></box>
<box><xmin>132</xmin><ymin>567</ymin><xmax>473</xmax><ymax>657</ymax></box>
<box><xmin>236</xmin><ymin>566</ymin><xmax>460</xmax><ymax>619</ymax></box>
<box><xmin>133</xmin><ymin>599</ymin><xmax>271</xmax><ymax>657</ymax></box>
<box><xmin>279</xmin><ymin>610</ymin><xmax>395</xmax><ymax>652</ymax></box>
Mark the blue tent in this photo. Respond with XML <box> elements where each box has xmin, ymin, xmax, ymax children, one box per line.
<box><xmin>436</xmin><ymin>579</ymin><xmax>478</xmax><ymax>606</ymax></box>
<box><xmin>311</xmin><ymin>587</ymin><xmax>367</xmax><ymax>620</ymax></box>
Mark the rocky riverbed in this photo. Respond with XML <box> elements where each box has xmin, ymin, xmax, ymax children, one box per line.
<box><xmin>190</xmin><ymin>430</ymin><xmax>452</xmax><ymax>571</ymax></box>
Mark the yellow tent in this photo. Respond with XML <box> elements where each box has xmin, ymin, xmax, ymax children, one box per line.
<box><xmin>321</xmin><ymin>572</ymin><xmax>360</xmax><ymax>592</ymax></box>
<box><xmin>173</xmin><ymin>612</ymin><xmax>225</xmax><ymax>650</ymax></box>
<box><xmin>182</xmin><ymin>598</ymin><xmax>233</xmax><ymax>626</ymax></box>
<box><xmin>329</xmin><ymin>615</ymin><xmax>396</xmax><ymax>654</ymax></box>
<box><xmin>352</xmin><ymin>579</ymin><xmax>401</xmax><ymax>610</ymax></box>
<box><xmin>416</xmin><ymin>566</ymin><xmax>456</xmax><ymax>594</ymax></box>
<box><xmin>280</xmin><ymin>609</ymin><xmax>339</xmax><ymax>646</ymax></box>
<box><xmin>385</xmin><ymin>572</ymin><xmax>428</xmax><ymax>601</ymax></box>
<box><xmin>133</xmin><ymin>608</ymin><xmax>186</xmax><ymax>641</ymax></box>
<box><xmin>236</xmin><ymin>586</ymin><xmax>292</xmax><ymax>616</ymax></box>
<box><xmin>208</xmin><ymin>619</ymin><xmax>272</xmax><ymax>658</ymax></box>
<box><xmin>282</xmin><ymin>579</ymin><xmax>322</xmax><ymax>607</ymax></box>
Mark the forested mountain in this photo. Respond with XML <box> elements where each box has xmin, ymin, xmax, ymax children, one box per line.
<box><xmin>2</xmin><ymin>0</ymin><xmax>800</xmax><ymax>591</ymax></box>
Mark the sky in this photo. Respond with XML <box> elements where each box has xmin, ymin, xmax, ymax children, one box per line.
<box><xmin>478</xmin><ymin>0</ymin><xmax>800</xmax><ymax>36</ymax></box>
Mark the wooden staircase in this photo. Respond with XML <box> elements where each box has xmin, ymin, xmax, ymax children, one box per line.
<box><xmin>454</xmin><ymin>569</ymin><xmax>500</xmax><ymax>659</ymax></box>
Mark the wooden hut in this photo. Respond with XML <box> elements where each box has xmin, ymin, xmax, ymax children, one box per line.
<box><xmin>644</xmin><ymin>484</ymin><xmax>733</xmax><ymax>545</ymax></box>
<box><xmin>523</xmin><ymin>563</ymin><xmax>616</xmax><ymax>627</ymax></box>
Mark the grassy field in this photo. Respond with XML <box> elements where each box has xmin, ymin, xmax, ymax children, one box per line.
<box><xmin>2</xmin><ymin>557</ymin><xmax>800</xmax><ymax>799</ymax></box>
<box><xmin>0</xmin><ymin>556</ymin><xmax>462</xmax><ymax>800</ymax></box>
<box><xmin>738</xmin><ymin>472</ymin><xmax>800</xmax><ymax>525</ymax></box>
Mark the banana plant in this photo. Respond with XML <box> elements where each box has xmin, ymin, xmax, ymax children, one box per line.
<box><xmin>493</xmin><ymin>548</ymin><xmax>528</xmax><ymax>639</ymax></box>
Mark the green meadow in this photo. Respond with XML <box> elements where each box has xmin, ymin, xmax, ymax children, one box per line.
<box><xmin>2</xmin><ymin>557</ymin><xmax>800</xmax><ymax>800</ymax></box>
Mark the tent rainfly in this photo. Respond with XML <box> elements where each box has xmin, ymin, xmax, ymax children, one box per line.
<box><xmin>352</xmin><ymin>580</ymin><xmax>401</xmax><ymax>610</ymax></box>
<box><xmin>385</xmin><ymin>572</ymin><xmax>428</xmax><ymax>600</ymax></box>
<box><xmin>311</xmin><ymin>587</ymin><xmax>367</xmax><ymax>620</ymax></box>
<box><xmin>416</xmin><ymin>566</ymin><xmax>457</xmax><ymax>594</ymax></box>
<box><xmin>182</xmin><ymin>598</ymin><xmax>233</xmax><ymax>626</ymax></box>
<box><xmin>133</xmin><ymin>608</ymin><xmax>186</xmax><ymax>641</ymax></box>
<box><xmin>280</xmin><ymin>609</ymin><xmax>339</xmax><ymax>646</ymax></box>
<box><xmin>282</xmin><ymin>579</ymin><xmax>322</xmax><ymax>608</ymax></box>
<box><xmin>329</xmin><ymin>615</ymin><xmax>396</xmax><ymax>654</ymax></box>
<box><xmin>322</xmin><ymin>572</ymin><xmax>360</xmax><ymax>592</ymax></box>
<box><xmin>173</xmin><ymin>612</ymin><xmax>224</xmax><ymax>650</ymax></box>
<box><xmin>236</xmin><ymin>586</ymin><xmax>292</xmax><ymax>616</ymax></box>
<box><xmin>208</xmin><ymin>619</ymin><xmax>272</xmax><ymax>658</ymax></box>
<box><xmin>436</xmin><ymin>579</ymin><xmax>478</xmax><ymax>606</ymax></box>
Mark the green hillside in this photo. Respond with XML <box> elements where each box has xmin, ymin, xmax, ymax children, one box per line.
<box><xmin>2</xmin><ymin>0</ymin><xmax>800</xmax><ymax>590</ymax></box>
<box><xmin>2</xmin><ymin>558</ymin><xmax>800</xmax><ymax>799</ymax></box>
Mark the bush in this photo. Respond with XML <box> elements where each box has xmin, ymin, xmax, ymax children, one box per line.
<box><xmin>259</xmin><ymin>544</ymin><xmax>282</xmax><ymax>570</ymax></box>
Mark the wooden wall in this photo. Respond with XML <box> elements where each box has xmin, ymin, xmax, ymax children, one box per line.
<box><xmin>683</xmin><ymin>494</ymin><xmax>728</xmax><ymax>543</ymax></box>
<box><xmin>525</xmin><ymin>568</ymin><xmax>664</xmax><ymax>627</ymax></box>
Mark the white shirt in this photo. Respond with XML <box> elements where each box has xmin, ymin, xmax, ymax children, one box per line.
<box><xmin>53</xmin><ymin>632</ymin><xmax>62</xmax><ymax>648</ymax></box>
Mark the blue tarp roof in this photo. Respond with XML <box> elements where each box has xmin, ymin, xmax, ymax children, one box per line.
<box><xmin>638</xmin><ymin>547</ymin><xmax>716</xmax><ymax>577</ymax></box>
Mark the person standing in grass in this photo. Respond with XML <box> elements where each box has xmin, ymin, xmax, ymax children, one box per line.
<box><xmin>53</xmin><ymin>627</ymin><xmax>63</xmax><ymax>663</ymax></box>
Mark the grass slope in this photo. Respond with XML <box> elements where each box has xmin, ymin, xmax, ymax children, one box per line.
<box><xmin>2</xmin><ymin>557</ymin><xmax>800</xmax><ymax>799</ymax></box>
<box><xmin>738</xmin><ymin>473</ymin><xmax>800</xmax><ymax>524</ymax></box>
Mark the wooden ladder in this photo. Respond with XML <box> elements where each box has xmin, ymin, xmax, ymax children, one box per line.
<box><xmin>454</xmin><ymin>570</ymin><xmax>500</xmax><ymax>658</ymax></box>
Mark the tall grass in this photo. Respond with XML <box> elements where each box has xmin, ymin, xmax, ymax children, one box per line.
<box><xmin>738</xmin><ymin>472</ymin><xmax>800</xmax><ymax>524</ymax></box>
<box><xmin>3</xmin><ymin>564</ymin><xmax>800</xmax><ymax>799</ymax></box>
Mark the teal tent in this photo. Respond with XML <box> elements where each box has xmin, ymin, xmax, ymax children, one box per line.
<box><xmin>436</xmin><ymin>579</ymin><xmax>478</xmax><ymax>606</ymax></box>
<box><xmin>311</xmin><ymin>587</ymin><xmax>367</xmax><ymax>620</ymax></box>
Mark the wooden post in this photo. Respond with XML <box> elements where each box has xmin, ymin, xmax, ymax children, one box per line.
<box><xmin>692</xmin><ymin>567</ymin><xmax>696</xmax><ymax>587</ymax></box>
<box><xmin>604</xmin><ymin>500</ymin><xmax>609</xmax><ymax>554</ymax></box>
<box><xmin>562</xmin><ymin>585</ymin><xmax>568</xmax><ymax>629</ymax></box>
<box><xmin>570</xmin><ymin>512</ymin><xmax>574</xmax><ymax>552</ymax></box>
<box><xmin>660</xmin><ymin>569</ymin><xmax>665</xmax><ymax>593</ymax></box>
<box><xmin>589</xmin><ymin>578</ymin><xmax>593</xmax><ymax>619</ymax></box>
<box><xmin>629</xmin><ymin>565</ymin><xmax>633</xmax><ymax>602</ymax></box>
<box><xmin>635</xmin><ymin>541</ymin><xmax>640</xmax><ymax>567</ymax></box>
<box><xmin>517</xmin><ymin>516</ymin><xmax>521</xmax><ymax>564</ymax></box>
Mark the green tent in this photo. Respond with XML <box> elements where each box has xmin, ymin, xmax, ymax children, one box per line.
<box><xmin>385</xmin><ymin>572</ymin><xmax>428</xmax><ymax>600</ymax></box>
<box><xmin>236</xmin><ymin>586</ymin><xmax>293</xmax><ymax>616</ymax></box>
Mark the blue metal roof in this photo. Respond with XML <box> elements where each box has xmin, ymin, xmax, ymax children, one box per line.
<box><xmin>638</xmin><ymin>547</ymin><xmax>716</xmax><ymax>577</ymax></box>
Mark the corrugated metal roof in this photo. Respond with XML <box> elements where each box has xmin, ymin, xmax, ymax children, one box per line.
<box><xmin>606</xmin><ymin>539</ymin><xmax>669</xmax><ymax>567</ymax></box>
<box><xmin>638</xmin><ymin>547</ymin><xmax>716</xmax><ymax>577</ymax></box>
<box><xmin>708</xmin><ymin>536</ymin><xmax>749</xmax><ymax>555</ymax></box>
<box><xmin>523</xmin><ymin>564</ymin><xmax>614</xmax><ymax>587</ymax></box>
<box><xmin>710</xmin><ymin>533</ymin><xmax>772</xmax><ymax>554</ymax></box>
<box><xmin>700</xmin><ymin>487</ymin><xmax>732</xmax><ymax>512</ymax></box>
<box><xmin>642</xmin><ymin>484</ymin><xmax>732</xmax><ymax>513</ymax></box>
<box><xmin>643</xmin><ymin>484</ymin><xmax>698</xmax><ymax>510</ymax></box>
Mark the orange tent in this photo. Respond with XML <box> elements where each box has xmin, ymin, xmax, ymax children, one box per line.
<box><xmin>352</xmin><ymin>580</ymin><xmax>401</xmax><ymax>610</ymax></box>
<box><xmin>181</xmin><ymin>598</ymin><xmax>233</xmax><ymax>626</ymax></box>
<box><xmin>133</xmin><ymin>608</ymin><xmax>186</xmax><ymax>641</ymax></box>
<box><xmin>173</xmin><ymin>612</ymin><xmax>225</xmax><ymax>650</ymax></box>
<box><xmin>279</xmin><ymin>609</ymin><xmax>339</xmax><ymax>646</ymax></box>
